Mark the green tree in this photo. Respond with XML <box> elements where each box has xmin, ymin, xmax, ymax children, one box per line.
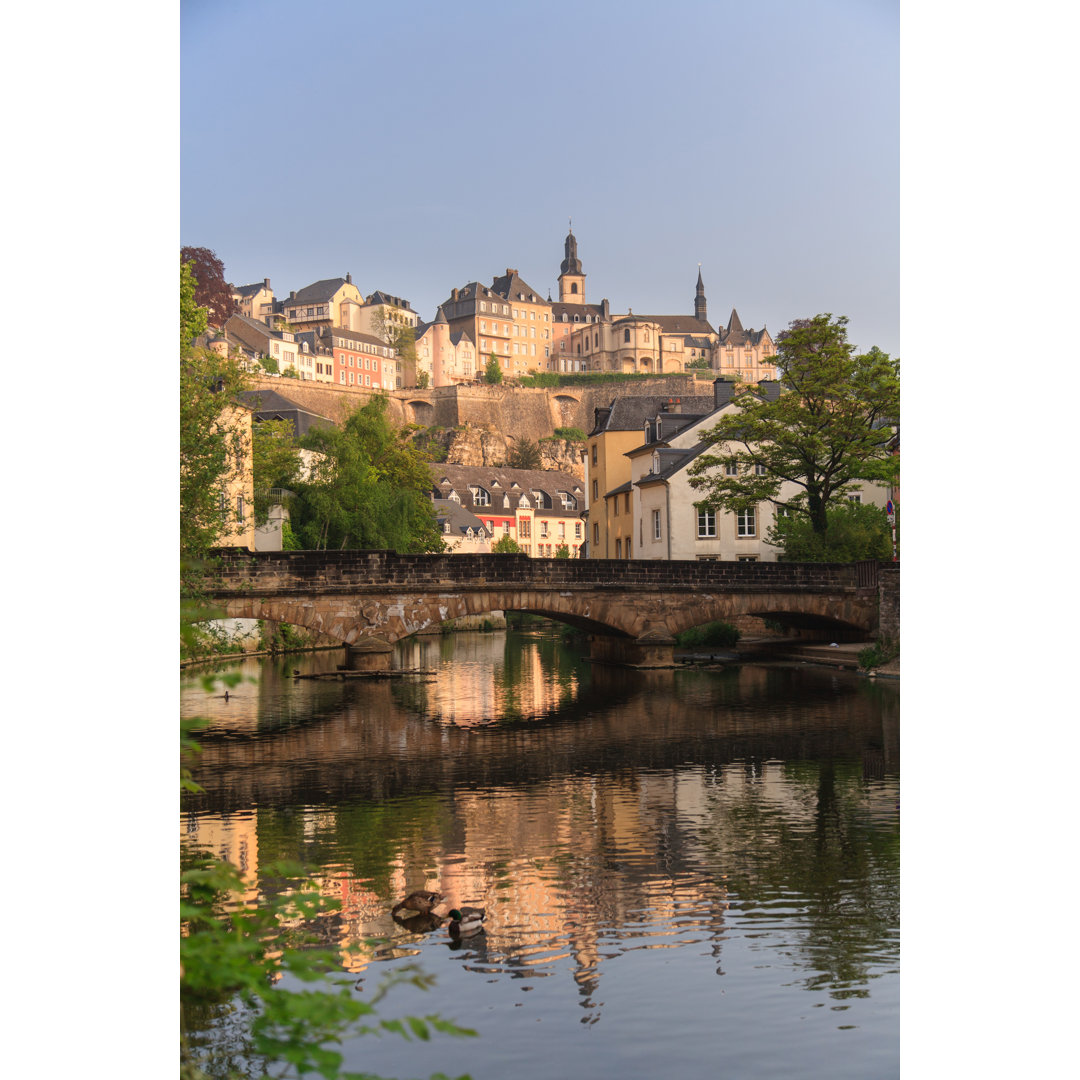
<box><xmin>416</xmin><ymin>369</ymin><xmax>430</xmax><ymax>389</ymax></box>
<box><xmin>252</xmin><ymin>418</ymin><xmax>301</xmax><ymax>526</ymax></box>
<box><xmin>554</xmin><ymin>544</ymin><xmax>571</xmax><ymax>558</ymax></box>
<box><xmin>484</xmin><ymin>353</ymin><xmax>503</xmax><ymax>384</ymax></box>
<box><xmin>258</xmin><ymin>353</ymin><xmax>279</xmax><ymax>375</ymax></box>
<box><xmin>506</xmin><ymin>438</ymin><xmax>542</xmax><ymax>470</ymax></box>
<box><xmin>289</xmin><ymin>396</ymin><xmax>444</xmax><ymax>552</ymax></box>
<box><xmin>180</xmin><ymin>260</ymin><xmax>251</xmax><ymax>559</ymax></box>
<box><xmin>491</xmin><ymin>534</ymin><xmax>522</xmax><ymax>554</ymax></box>
<box><xmin>688</xmin><ymin>315</ymin><xmax>898</xmax><ymax>537</ymax></box>
<box><xmin>770</xmin><ymin>500</ymin><xmax>893</xmax><ymax>562</ymax></box>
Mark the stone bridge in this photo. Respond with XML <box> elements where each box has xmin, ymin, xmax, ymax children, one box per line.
<box><xmin>204</xmin><ymin>551</ymin><xmax>896</xmax><ymax>669</ymax></box>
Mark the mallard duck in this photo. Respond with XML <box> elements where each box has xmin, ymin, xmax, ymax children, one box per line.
<box><xmin>391</xmin><ymin>890</ymin><xmax>444</xmax><ymax>917</ymax></box>
<box><xmin>446</xmin><ymin>907</ymin><xmax>485</xmax><ymax>937</ymax></box>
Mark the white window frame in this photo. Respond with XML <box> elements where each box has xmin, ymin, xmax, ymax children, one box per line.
<box><xmin>737</xmin><ymin>507</ymin><xmax>756</xmax><ymax>538</ymax></box>
<box><xmin>697</xmin><ymin>509</ymin><xmax>716</xmax><ymax>538</ymax></box>
<box><xmin>652</xmin><ymin>508</ymin><xmax>662</xmax><ymax>540</ymax></box>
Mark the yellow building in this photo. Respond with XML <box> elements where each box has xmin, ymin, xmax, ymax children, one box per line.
<box><xmin>281</xmin><ymin>274</ymin><xmax>364</xmax><ymax>332</ymax></box>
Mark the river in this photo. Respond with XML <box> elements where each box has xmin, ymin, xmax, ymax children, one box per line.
<box><xmin>181</xmin><ymin>624</ymin><xmax>899</xmax><ymax>1079</ymax></box>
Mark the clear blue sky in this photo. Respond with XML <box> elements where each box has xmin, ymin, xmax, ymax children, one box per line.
<box><xmin>181</xmin><ymin>0</ymin><xmax>899</xmax><ymax>356</ymax></box>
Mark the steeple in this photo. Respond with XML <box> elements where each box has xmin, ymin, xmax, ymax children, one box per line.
<box><xmin>558</xmin><ymin>219</ymin><xmax>586</xmax><ymax>304</ymax></box>
<box><xmin>694</xmin><ymin>264</ymin><xmax>707</xmax><ymax>323</ymax></box>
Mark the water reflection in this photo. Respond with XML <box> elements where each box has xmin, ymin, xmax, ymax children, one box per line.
<box><xmin>182</xmin><ymin>628</ymin><xmax>898</xmax><ymax>1074</ymax></box>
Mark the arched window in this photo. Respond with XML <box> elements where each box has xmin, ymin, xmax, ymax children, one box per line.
<box><xmin>624</xmin><ymin>328</ymin><xmax>631</xmax><ymax>343</ymax></box>
<box><xmin>571</xmin><ymin>283</ymin><xmax>578</xmax><ymax>294</ymax></box>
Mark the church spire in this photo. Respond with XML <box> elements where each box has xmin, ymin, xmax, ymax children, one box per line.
<box><xmin>694</xmin><ymin>263</ymin><xmax>707</xmax><ymax>324</ymax></box>
<box><xmin>558</xmin><ymin>221</ymin><xmax>586</xmax><ymax>304</ymax></box>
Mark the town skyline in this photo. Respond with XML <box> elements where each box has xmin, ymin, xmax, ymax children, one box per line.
<box><xmin>181</xmin><ymin>0</ymin><xmax>900</xmax><ymax>358</ymax></box>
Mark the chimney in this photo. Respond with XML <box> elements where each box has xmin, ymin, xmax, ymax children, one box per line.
<box><xmin>452</xmin><ymin>288</ymin><xmax>459</xmax><ymax>301</ymax></box>
<box><xmin>289</xmin><ymin>290</ymin><xmax>296</xmax><ymax>300</ymax></box>
<box><xmin>713</xmin><ymin>378</ymin><xmax>734</xmax><ymax>409</ymax></box>
<box><xmin>506</xmin><ymin>268</ymin><xmax>517</xmax><ymax>277</ymax></box>
<box><xmin>264</xmin><ymin>277</ymin><xmax>271</xmax><ymax>289</ymax></box>
<box><xmin>346</xmin><ymin>272</ymin><xmax>352</xmax><ymax>284</ymax></box>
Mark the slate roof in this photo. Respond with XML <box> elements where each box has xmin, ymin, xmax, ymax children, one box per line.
<box><xmin>489</xmin><ymin>270</ymin><xmax>546</xmax><ymax>305</ymax></box>
<box><xmin>430</xmin><ymin>464</ymin><xmax>585</xmax><ymax>518</ymax></box>
<box><xmin>234</xmin><ymin>281</ymin><xmax>269</xmax><ymax>298</ymax></box>
<box><xmin>237</xmin><ymin>389</ymin><xmax>336</xmax><ymax>438</ymax></box>
<box><xmin>717</xmin><ymin>308</ymin><xmax>771</xmax><ymax>348</ymax></box>
<box><xmin>365</xmin><ymin>290</ymin><xmax>415</xmax><ymax>312</ymax></box>
<box><xmin>623</xmin><ymin>313</ymin><xmax>716</xmax><ymax>336</ymax></box>
<box><xmin>588</xmin><ymin>394</ymin><xmax>715</xmax><ymax>435</ymax></box>
<box><xmin>433</xmin><ymin>499</ymin><xmax>489</xmax><ymax>538</ymax></box>
<box><xmin>289</xmin><ymin>278</ymin><xmax>353</xmax><ymax>304</ymax></box>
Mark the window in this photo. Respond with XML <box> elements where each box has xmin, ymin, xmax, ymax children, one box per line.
<box><xmin>614</xmin><ymin>498</ymin><xmax>619</xmax><ymax>517</ymax></box>
<box><xmin>615</xmin><ymin>539</ymin><xmax>622</xmax><ymax>558</ymax></box>
<box><xmin>625</xmin><ymin>492</ymin><xmax>631</xmax><ymax>514</ymax></box>
<box><xmin>624</xmin><ymin>328</ymin><xmax>631</xmax><ymax>342</ymax></box>
<box><xmin>755</xmin><ymin>463</ymin><xmax>767</xmax><ymax>476</ymax></box>
<box><xmin>652</xmin><ymin>509</ymin><xmax>662</xmax><ymax>540</ymax></box>
<box><xmin>474</xmin><ymin>487</ymin><xmax>490</xmax><ymax>506</ymax></box>
<box><xmin>725</xmin><ymin>462</ymin><xmax>739</xmax><ymax>476</ymax></box>
<box><xmin>236</xmin><ymin>495</ymin><xmax>245</xmax><ymax>525</ymax></box>
<box><xmin>848</xmin><ymin>493</ymin><xmax>862</xmax><ymax>503</ymax></box>
<box><xmin>698</xmin><ymin>509</ymin><xmax>716</xmax><ymax>537</ymax></box>
<box><xmin>737</xmin><ymin>555</ymin><xmax>758</xmax><ymax>562</ymax></box>
<box><xmin>593</xmin><ymin>523</ymin><xmax>599</xmax><ymax>544</ymax></box>
<box><xmin>540</xmin><ymin>521</ymin><xmax>548</xmax><ymax>537</ymax></box>
<box><xmin>737</xmin><ymin>508</ymin><xmax>756</xmax><ymax>537</ymax></box>
<box><xmin>592</xmin><ymin>479</ymin><xmax>598</xmax><ymax>499</ymax></box>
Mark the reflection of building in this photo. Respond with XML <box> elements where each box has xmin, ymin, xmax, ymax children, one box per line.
<box><xmin>183</xmin><ymin>811</ymin><xmax>260</xmax><ymax>904</ymax></box>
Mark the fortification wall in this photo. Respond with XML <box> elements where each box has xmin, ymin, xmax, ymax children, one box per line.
<box><xmin>246</xmin><ymin>373</ymin><xmax>710</xmax><ymax>443</ymax></box>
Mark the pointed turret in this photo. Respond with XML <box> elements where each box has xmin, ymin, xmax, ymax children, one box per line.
<box><xmin>726</xmin><ymin>308</ymin><xmax>744</xmax><ymax>335</ymax></box>
<box><xmin>694</xmin><ymin>266</ymin><xmax>707</xmax><ymax>324</ymax></box>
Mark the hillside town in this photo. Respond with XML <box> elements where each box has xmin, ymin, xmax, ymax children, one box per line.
<box><xmin>210</xmin><ymin>227</ymin><xmax>779</xmax><ymax>390</ymax></box>
<box><xmin>186</xmin><ymin>227</ymin><xmax>897</xmax><ymax>567</ymax></box>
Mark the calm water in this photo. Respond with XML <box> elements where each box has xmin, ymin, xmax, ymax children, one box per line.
<box><xmin>182</xmin><ymin>626</ymin><xmax>899</xmax><ymax>1080</ymax></box>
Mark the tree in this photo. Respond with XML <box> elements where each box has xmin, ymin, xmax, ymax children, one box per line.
<box><xmin>688</xmin><ymin>314</ymin><xmax>898</xmax><ymax>537</ymax></box>
<box><xmin>554</xmin><ymin>544</ymin><xmax>571</xmax><ymax>558</ymax></box>
<box><xmin>506</xmin><ymin>438</ymin><xmax>542</xmax><ymax>470</ymax></box>
<box><xmin>288</xmin><ymin>396</ymin><xmax>444</xmax><ymax>552</ymax></box>
<box><xmin>769</xmin><ymin>500</ymin><xmax>893</xmax><ymax>562</ymax></box>
<box><xmin>180</xmin><ymin>260</ymin><xmax>250</xmax><ymax>559</ymax></box>
<box><xmin>416</xmin><ymin>369</ymin><xmax>430</xmax><ymax>390</ymax></box>
<box><xmin>180</xmin><ymin>246</ymin><xmax>237</xmax><ymax>327</ymax></box>
<box><xmin>491</xmin><ymin>534</ymin><xmax>522</xmax><ymax>554</ymax></box>
<box><xmin>252</xmin><ymin>417</ymin><xmax>301</xmax><ymax>525</ymax></box>
<box><xmin>484</xmin><ymin>353</ymin><xmax>503</xmax><ymax>384</ymax></box>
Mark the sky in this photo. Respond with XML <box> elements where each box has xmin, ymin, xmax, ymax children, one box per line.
<box><xmin>181</xmin><ymin>0</ymin><xmax>899</xmax><ymax>356</ymax></box>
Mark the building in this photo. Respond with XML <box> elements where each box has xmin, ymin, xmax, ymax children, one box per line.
<box><xmin>430</xmin><ymin>464</ymin><xmax>586</xmax><ymax>558</ymax></box>
<box><xmin>714</xmin><ymin>309</ymin><xmax>778</xmax><ymax>382</ymax></box>
<box><xmin>215</xmin><ymin>400</ymin><xmax>256</xmax><ymax>551</ymax></box>
<box><xmin>567</xmin><ymin>273</ymin><xmax>718</xmax><ymax>375</ymax></box>
<box><xmin>414</xmin><ymin>307</ymin><xmax>478</xmax><ymax>386</ymax></box>
<box><xmin>325</xmin><ymin>326</ymin><xmax>397</xmax><ymax>390</ymax></box>
<box><xmin>584</xmin><ymin>391</ymin><xmax>719</xmax><ymax>558</ymax></box>
<box><xmin>434</xmin><ymin>499</ymin><xmax>491</xmax><ymax>553</ymax></box>
<box><xmin>281</xmin><ymin>274</ymin><xmax>364</xmax><ymax>333</ymax></box>
<box><xmin>438</xmin><ymin>280</ymin><xmax>515</xmax><ymax>379</ymax></box>
<box><xmin>550</xmin><ymin>226</ymin><xmax>609</xmax><ymax>372</ymax></box>
<box><xmin>224</xmin><ymin>313</ymin><xmax>300</xmax><ymax>375</ymax></box>
<box><xmin>625</xmin><ymin>382</ymin><xmax>888</xmax><ymax>562</ymax></box>
<box><xmin>232</xmin><ymin>278</ymin><xmax>275</xmax><ymax>321</ymax></box>
<box><xmin>487</xmin><ymin>269</ymin><xmax>553</xmax><ymax>376</ymax></box>
<box><xmin>293</xmin><ymin>329</ymin><xmax>335</xmax><ymax>383</ymax></box>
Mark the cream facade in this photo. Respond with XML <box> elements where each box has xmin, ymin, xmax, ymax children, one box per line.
<box><xmin>415</xmin><ymin>308</ymin><xmax>478</xmax><ymax>386</ymax></box>
<box><xmin>232</xmin><ymin>278</ymin><xmax>275</xmax><ymax>321</ymax></box>
<box><xmin>489</xmin><ymin>269</ymin><xmax>553</xmax><ymax>377</ymax></box>
<box><xmin>216</xmin><ymin>402</ymin><xmax>256</xmax><ymax>551</ymax></box>
<box><xmin>282</xmin><ymin>274</ymin><xmax>364</xmax><ymax>332</ymax></box>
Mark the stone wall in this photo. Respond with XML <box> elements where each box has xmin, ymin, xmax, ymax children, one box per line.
<box><xmin>878</xmin><ymin>565</ymin><xmax>900</xmax><ymax>641</ymax></box>
<box><xmin>246</xmin><ymin>373</ymin><xmax>710</xmax><ymax>445</ymax></box>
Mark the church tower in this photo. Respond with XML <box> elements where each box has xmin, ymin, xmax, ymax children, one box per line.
<box><xmin>694</xmin><ymin>265</ymin><xmax>707</xmax><ymax>324</ymax></box>
<box><xmin>558</xmin><ymin>223</ymin><xmax>586</xmax><ymax>304</ymax></box>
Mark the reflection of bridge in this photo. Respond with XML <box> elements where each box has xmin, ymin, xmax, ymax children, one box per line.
<box><xmin>206</xmin><ymin>550</ymin><xmax>896</xmax><ymax>669</ymax></box>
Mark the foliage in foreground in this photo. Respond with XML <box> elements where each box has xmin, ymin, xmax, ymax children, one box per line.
<box><xmin>180</xmin><ymin>842</ymin><xmax>475</xmax><ymax>1080</ymax></box>
<box><xmin>770</xmin><ymin>500</ymin><xmax>894</xmax><ymax>563</ymax></box>
<box><xmin>491</xmin><ymin>534</ymin><xmax>523</xmax><ymax>554</ymax></box>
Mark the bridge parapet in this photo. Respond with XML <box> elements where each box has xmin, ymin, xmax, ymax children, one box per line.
<box><xmin>204</xmin><ymin>548</ymin><xmax>876</xmax><ymax>595</ymax></box>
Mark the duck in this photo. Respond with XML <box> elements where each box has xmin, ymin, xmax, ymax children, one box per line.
<box><xmin>446</xmin><ymin>906</ymin><xmax>485</xmax><ymax>938</ymax></box>
<box><xmin>391</xmin><ymin>890</ymin><xmax>444</xmax><ymax>918</ymax></box>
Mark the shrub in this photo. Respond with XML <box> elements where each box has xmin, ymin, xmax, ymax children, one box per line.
<box><xmin>675</xmin><ymin>621</ymin><xmax>741</xmax><ymax>649</ymax></box>
<box><xmin>858</xmin><ymin>635</ymin><xmax>899</xmax><ymax>670</ymax></box>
